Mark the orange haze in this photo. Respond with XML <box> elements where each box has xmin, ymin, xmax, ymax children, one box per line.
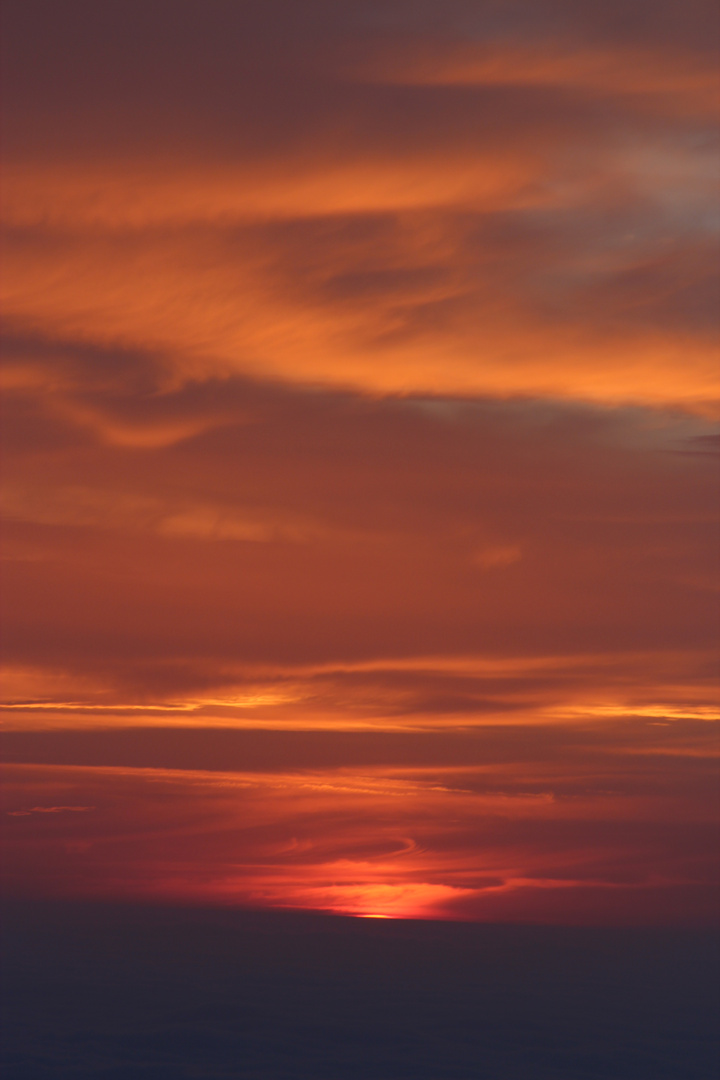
<box><xmin>1</xmin><ymin>0</ymin><xmax>718</xmax><ymax>923</ymax></box>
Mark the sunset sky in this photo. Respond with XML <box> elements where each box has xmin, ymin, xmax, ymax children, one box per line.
<box><xmin>1</xmin><ymin>0</ymin><xmax>718</xmax><ymax>924</ymax></box>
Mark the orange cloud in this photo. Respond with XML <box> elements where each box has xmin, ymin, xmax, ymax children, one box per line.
<box><xmin>357</xmin><ymin>40</ymin><xmax>719</xmax><ymax>116</ymax></box>
<box><xmin>3</xmin><ymin>2</ymin><xmax>718</xmax><ymax>413</ymax></box>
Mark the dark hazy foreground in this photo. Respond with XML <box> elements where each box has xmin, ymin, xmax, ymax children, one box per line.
<box><xmin>1</xmin><ymin>902</ymin><xmax>718</xmax><ymax>1080</ymax></box>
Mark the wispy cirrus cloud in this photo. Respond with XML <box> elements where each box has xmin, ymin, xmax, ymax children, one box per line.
<box><xmin>2</xmin><ymin>2</ymin><xmax>718</xmax><ymax>410</ymax></box>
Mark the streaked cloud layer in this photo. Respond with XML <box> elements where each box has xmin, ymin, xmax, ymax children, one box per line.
<box><xmin>1</xmin><ymin>0</ymin><xmax>718</xmax><ymax>921</ymax></box>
